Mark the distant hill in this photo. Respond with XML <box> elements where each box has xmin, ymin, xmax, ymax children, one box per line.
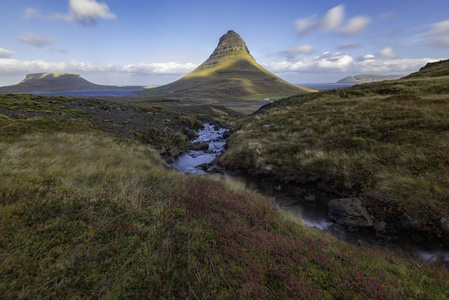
<box><xmin>403</xmin><ymin>59</ymin><xmax>449</xmax><ymax>78</ymax></box>
<box><xmin>143</xmin><ymin>30</ymin><xmax>315</xmax><ymax>99</ymax></box>
<box><xmin>0</xmin><ymin>73</ymin><xmax>123</xmax><ymax>93</ymax></box>
<box><xmin>337</xmin><ymin>74</ymin><xmax>404</xmax><ymax>84</ymax></box>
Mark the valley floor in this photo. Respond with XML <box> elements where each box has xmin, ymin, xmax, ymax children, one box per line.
<box><xmin>1</xmin><ymin>93</ymin><xmax>448</xmax><ymax>298</ymax></box>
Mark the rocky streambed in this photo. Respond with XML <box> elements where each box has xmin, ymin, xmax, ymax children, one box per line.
<box><xmin>169</xmin><ymin>123</ymin><xmax>449</xmax><ymax>267</ymax></box>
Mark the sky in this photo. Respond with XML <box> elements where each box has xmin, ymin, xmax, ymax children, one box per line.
<box><xmin>0</xmin><ymin>0</ymin><xmax>448</xmax><ymax>86</ymax></box>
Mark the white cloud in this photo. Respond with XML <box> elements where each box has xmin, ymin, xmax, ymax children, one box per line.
<box><xmin>263</xmin><ymin>52</ymin><xmax>442</xmax><ymax>75</ymax></box>
<box><xmin>0</xmin><ymin>58</ymin><xmax>197</xmax><ymax>77</ymax></box>
<box><xmin>295</xmin><ymin>5</ymin><xmax>371</xmax><ymax>36</ymax></box>
<box><xmin>427</xmin><ymin>20</ymin><xmax>449</xmax><ymax>47</ymax></box>
<box><xmin>69</xmin><ymin>0</ymin><xmax>117</xmax><ymax>25</ymax></box>
<box><xmin>24</xmin><ymin>0</ymin><xmax>116</xmax><ymax>26</ymax></box>
<box><xmin>294</xmin><ymin>16</ymin><xmax>319</xmax><ymax>35</ymax></box>
<box><xmin>16</xmin><ymin>33</ymin><xmax>57</xmax><ymax>47</ymax></box>
<box><xmin>338</xmin><ymin>42</ymin><xmax>361</xmax><ymax>49</ymax></box>
<box><xmin>0</xmin><ymin>48</ymin><xmax>16</xmax><ymax>58</ymax></box>
<box><xmin>321</xmin><ymin>5</ymin><xmax>345</xmax><ymax>30</ymax></box>
<box><xmin>266</xmin><ymin>52</ymin><xmax>354</xmax><ymax>73</ymax></box>
<box><xmin>282</xmin><ymin>45</ymin><xmax>315</xmax><ymax>58</ymax></box>
<box><xmin>378</xmin><ymin>47</ymin><xmax>398</xmax><ymax>59</ymax></box>
<box><xmin>339</xmin><ymin>16</ymin><xmax>371</xmax><ymax>35</ymax></box>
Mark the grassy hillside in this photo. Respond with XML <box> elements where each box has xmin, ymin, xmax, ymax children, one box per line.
<box><xmin>220</xmin><ymin>63</ymin><xmax>449</xmax><ymax>241</ymax></box>
<box><xmin>1</xmin><ymin>95</ymin><xmax>448</xmax><ymax>298</ymax></box>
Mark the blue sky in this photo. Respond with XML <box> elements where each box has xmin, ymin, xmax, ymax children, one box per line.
<box><xmin>0</xmin><ymin>0</ymin><xmax>448</xmax><ymax>86</ymax></box>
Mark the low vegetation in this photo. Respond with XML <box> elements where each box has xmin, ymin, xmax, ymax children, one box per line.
<box><xmin>221</xmin><ymin>69</ymin><xmax>449</xmax><ymax>239</ymax></box>
<box><xmin>0</xmin><ymin>109</ymin><xmax>448</xmax><ymax>298</ymax></box>
<box><xmin>0</xmin><ymin>93</ymin><xmax>204</xmax><ymax>149</ymax></box>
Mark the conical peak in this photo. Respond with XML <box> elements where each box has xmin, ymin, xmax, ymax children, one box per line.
<box><xmin>210</xmin><ymin>30</ymin><xmax>250</xmax><ymax>58</ymax></box>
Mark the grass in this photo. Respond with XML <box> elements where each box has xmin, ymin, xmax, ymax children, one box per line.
<box><xmin>1</xmin><ymin>96</ymin><xmax>449</xmax><ymax>298</ymax></box>
<box><xmin>221</xmin><ymin>74</ymin><xmax>449</xmax><ymax>238</ymax></box>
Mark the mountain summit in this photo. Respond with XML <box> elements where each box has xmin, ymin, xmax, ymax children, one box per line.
<box><xmin>145</xmin><ymin>30</ymin><xmax>315</xmax><ymax>98</ymax></box>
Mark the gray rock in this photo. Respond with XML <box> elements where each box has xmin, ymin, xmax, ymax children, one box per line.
<box><xmin>328</xmin><ymin>198</ymin><xmax>373</xmax><ymax>228</ymax></box>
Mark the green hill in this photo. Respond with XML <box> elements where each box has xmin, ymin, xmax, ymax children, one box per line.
<box><xmin>220</xmin><ymin>59</ymin><xmax>449</xmax><ymax>246</ymax></box>
<box><xmin>144</xmin><ymin>30</ymin><xmax>315</xmax><ymax>99</ymax></box>
<box><xmin>0</xmin><ymin>72</ymin><xmax>123</xmax><ymax>93</ymax></box>
<box><xmin>404</xmin><ymin>59</ymin><xmax>449</xmax><ymax>78</ymax></box>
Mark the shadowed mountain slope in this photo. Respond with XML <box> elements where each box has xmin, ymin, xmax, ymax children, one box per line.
<box><xmin>144</xmin><ymin>30</ymin><xmax>315</xmax><ymax>99</ymax></box>
<box><xmin>0</xmin><ymin>73</ymin><xmax>122</xmax><ymax>93</ymax></box>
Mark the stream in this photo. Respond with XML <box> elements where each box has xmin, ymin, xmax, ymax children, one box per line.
<box><xmin>170</xmin><ymin>123</ymin><xmax>449</xmax><ymax>266</ymax></box>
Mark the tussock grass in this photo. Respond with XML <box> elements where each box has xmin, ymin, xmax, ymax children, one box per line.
<box><xmin>221</xmin><ymin>75</ymin><xmax>449</xmax><ymax>235</ymax></box>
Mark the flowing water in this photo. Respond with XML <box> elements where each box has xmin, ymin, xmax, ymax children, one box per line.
<box><xmin>170</xmin><ymin>123</ymin><xmax>449</xmax><ymax>265</ymax></box>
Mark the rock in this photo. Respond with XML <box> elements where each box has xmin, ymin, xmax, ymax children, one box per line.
<box><xmin>440</xmin><ymin>215</ymin><xmax>449</xmax><ymax>247</ymax></box>
<box><xmin>223</xmin><ymin>131</ymin><xmax>231</xmax><ymax>139</ymax></box>
<box><xmin>304</xmin><ymin>195</ymin><xmax>315</xmax><ymax>202</ymax></box>
<box><xmin>397</xmin><ymin>213</ymin><xmax>418</xmax><ymax>231</ymax></box>
<box><xmin>189</xmin><ymin>142</ymin><xmax>209</xmax><ymax>151</ymax></box>
<box><xmin>328</xmin><ymin>198</ymin><xmax>373</xmax><ymax>228</ymax></box>
<box><xmin>159</xmin><ymin>147</ymin><xmax>166</xmax><ymax>155</ymax></box>
<box><xmin>374</xmin><ymin>221</ymin><xmax>387</xmax><ymax>234</ymax></box>
<box><xmin>214</xmin><ymin>125</ymin><xmax>220</xmax><ymax>131</ymax></box>
<box><xmin>162</xmin><ymin>155</ymin><xmax>175</xmax><ymax>164</ymax></box>
<box><xmin>196</xmin><ymin>163</ymin><xmax>209</xmax><ymax>171</ymax></box>
<box><xmin>207</xmin><ymin>165</ymin><xmax>225</xmax><ymax>174</ymax></box>
<box><xmin>169</xmin><ymin>146</ymin><xmax>180</xmax><ymax>157</ymax></box>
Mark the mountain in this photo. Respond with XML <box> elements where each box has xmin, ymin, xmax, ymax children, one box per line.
<box><xmin>404</xmin><ymin>59</ymin><xmax>449</xmax><ymax>78</ymax></box>
<box><xmin>337</xmin><ymin>74</ymin><xmax>404</xmax><ymax>84</ymax></box>
<box><xmin>144</xmin><ymin>30</ymin><xmax>315</xmax><ymax>99</ymax></box>
<box><xmin>0</xmin><ymin>73</ymin><xmax>122</xmax><ymax>93</ymax></box>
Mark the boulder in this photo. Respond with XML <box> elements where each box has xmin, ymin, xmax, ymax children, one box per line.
<box><xmin>328</xmin><ymin>198</ymin><xmax>373</xmax><ymax>228</ymax></box>
<box><xmin>169</xmin><ymin>146</ymin><xmax>180</xmax><ymax>157</ymax></box>
<box><xmin>207</xmin><ymin>165</ymin><xmax>225</xmax><ymax>174</ymax></box>
<box><xmin>223</xmin><ymin>131</ymin><xmax>231</xmax><ymax>139</ymax></box>
<box><xmin>188</xmin><ymin>142</ymin><xmax>209</xmax><ymax>151</ymax></box>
